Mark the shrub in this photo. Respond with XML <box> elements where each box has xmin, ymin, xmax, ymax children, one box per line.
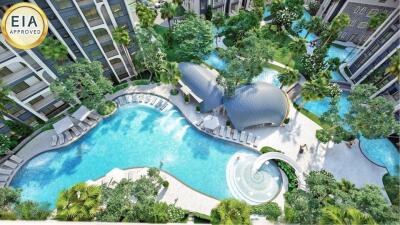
<box><xmin>260</xmin><ymin>146</ymin><xmax>280</xmax><ymax>154</ymax></box>
<box><xmin>195</xmin><ymin>105</ymin><xmax>201</xmax><ymax>112</ymax></box>
<box><xmin>112</xmin><ymin>83</ymin><xmax>129</xmax><ymax>93</ymax></box>
<box><xmin>251</xmin><ymin>202</ymin><xmax>281</xmax><ymax>221</ymax></box>
<box><xmin>0</xmin><ymin>211</ymin><xmax>17</xmax><ymax>220</ymax></box>
<box><xmin>277</xmin><ymin>161</ymin><xmax>298</xmax><ymax>191</ymax></box>
<box><xmin>192</xmin><ymin>212</ymin><xmax>211</xmax><ymax>223</ymax></box>
<box><xmin>184</xmin><ymin>95</ymin><xmax>189</xmax><ymax>103</ymax></box>
<box><xmin>5</xmin><ymin>121</ymin><xmax>33</xmax><ymax>138</ymax></box>
<box><xmin>0</xmin><ymin>134</ymin><xmax>12</xmax><ymax>155</ymax></box>
<box><xmin>97</xmin><ymin>101</ymin><xmax>116</xmax><ymax>116</ymax></box>
<box><xmin>166</xmin><ymin>204</ymin><xmax>186</xmax><ymax>222</ymax></box>
<box><xmin>162</xmin><ymin>180</ymin><xmax>169</xmax><ymax>188</ymax></box>
<box><xmin>15</xmin><ymin>201</ymin><xmax>51</xmax><ymax>220</ymax></box>
<box><xmin>226</xmin><ymin>120</ymin><xmax>231</xmax><ymax>127</ymax></box>
<box><xmin>383</xmin><ymin>173</ymin><xmax>400</xmax><ymax>206</ymax></box>
<box><xmin>170</xmin><ymin>89</ymin><xmax>179</xmax><ymax>95</ymax></box>
<box><xmin>284</xmin><ymin>118</ymin><xmax>290</xmax><ymax>124</ymax></box>
<box><xmin>210</xmin><ymin>199</ymin><xmax>251</xmax><ymax>225</ymax></box>
<box><xmin>133</xmin><ymin>79</ymin><xmax>150</xmax><ymax>85</ymax></box>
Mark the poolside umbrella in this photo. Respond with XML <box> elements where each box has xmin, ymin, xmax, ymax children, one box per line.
<box><xmin>203</xmin><ymin>115</ymin><xmax>220</xmax><ymax>130</ymax></box>
<box><xmin>71</xmin><ymin>105</ymin><xmax>92</xmax><ymax>121</ymax></box>
<box><xmin>53</xmin><ymin>116</ymin><xmax>74</xmax><ymax>134</ymax></box>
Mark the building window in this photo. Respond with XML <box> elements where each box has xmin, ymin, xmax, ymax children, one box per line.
<box><xmin>67</xmin><ymin>16</ymin><xmax>84</xmax><ymax>29</ymax></box>
<box><xmin>0</xmin><ymin>67</ymin><xmax>12</xmax><ymax>78</ymax></box>
<box><xmin>90</xmin><ymin>49</ymin><xmax>102</xmax><ymax>59</ymax></box>
<box><xmin>111</xmin><ymin>4</ymin><xmax>124</xmax><ymax>17</ymax></box>
<box><xmin>11</xmin><ymin>82</ymin><xmax>29</xmax><ymax>94</ymax></box>
<box><xmin>78</xmin><ymin>34</ymin><xmax>94</xmax><ymax>46</ymax></box>
<box><xmin>54</xmin><ymin>0</ymin><xmax>73</xmax><ymax>10</ymax></box>
<box><xmin>29</xmin><ymin>96</ymin><xmax>44</xmax><ymax>105</ymax></box>
<box><xmin>83</xmin><ymin>8</ymin><xmax>100</xmax><ymax>21</ymax></box>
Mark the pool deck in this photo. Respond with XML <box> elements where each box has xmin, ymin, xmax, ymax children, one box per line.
<box><xmin>1</xmin><ymin>83</ymin><xmax>389</xmax><ymax>213</ymax></box>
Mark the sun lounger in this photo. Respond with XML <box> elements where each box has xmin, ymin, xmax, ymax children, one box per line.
<box><xmin>88</xmin><ymin>113</ymin><xmax>100</xmax><ymax>121</ymax></box>
<box><xmin>51</xmin><ymin>135</ymin><xmax>58</xmax><ymax>147</ymax></box>
<box><xmin>64</xmin><ymin>130</ymin><xmax>73</xmax><ymax>141</ymax></box>
<box><xmin>117</xmin><ymin>97</ymin><xmax>123</xmax><ymax>105</ymax></box>
<box><xmin>150</xmin><ymin>96</ymin><xmax>157</xmax><ymax>105</ymax></box>
<box><xmin>253</xmin><ymin>136</ymin><xmax>260</xmax><ymax>148</ymax></box>
<box><xmin>225</xmin><ymin>127</ymin><xmax>231</xmax><ymax>139</ymax></box>
<box><xmin>195</xmin><ymin>119</ymin><xmax>203</xmax><ymax>126</ymax></box>
<box><xmin>246</xmin><ymin>133</ymin><xmax>253</xmax><ymax>145</ymax></box>
<box><xmin>160</xmin><ymin>102</ymin><xmax>168</xmax><ymax>111</ymax></box>
<box><xmin>78</xmin><ymin>122</ymin><xmax>88</xmax><ymax>131</ymax></box>
<box><xmin>71</xmin><ymin>127</ymin><xmax>81</xmax><ymax>136</ymax></box>
<box><xmin>156</xmin><ymin>100</ymin><xmax>164</xmax><ymax>109</ymax></box>
<box><xmin>219</xmin><ymin>126</ymin><xmax>225</xmax><ymax>137</ymax></box>
<box><xmin>10</xmin><ymin>155</ymin><xmax>23</xmax><ymax>164</ymax></box>
<box><xmin>137</xmin><ymin>94</ymin><xmax>143</xmax><ymax>102</ymax></box>
<box><xmin>115</xmin><ymin>98</ymin><xmax>121</xmax><ymax>106</ymax></box>
<box><xmin>0</xmin><ymin>168</ymin><xmax>12</xmax><ymax>175</ymax></box>
<box><xmin>58</xmin><ymin>134</ymin><xmax>65</xmax><ymax>145</ymax></box>
<box><xmin>239</xmin><ymin>131</ymin><xmax>246</xmax><ymax>142</ymax></box>
<box><xmin>0</xmin><ymin>176</ymin><xmax>8</xmax><ymax>182</ymax></box>
<box><xmin>84</xmin><ymin>118</ymin><xmax>95</xmax><ymax>126</ymax></box>
<box><xmin>126</xmin><ymin>95</ymin><xmax>132</xmax><ymax>103</ymax></box>
<box><xmin>232</xmin><ymin>129</ymin><xmax>238</xmax><ymax>140</ymax></box>
<box><xmin>4</xmin><ymin>160</ymin><xmax>17</xmax><ymax>169</ymax></box>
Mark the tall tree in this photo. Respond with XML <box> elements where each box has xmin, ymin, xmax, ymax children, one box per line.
<box><xmin>222</xmin><ymin>10</ymin><xmax>260</xmax><ymax>44</ymax></box>
<box><xmin>277</xmin><ymin>69</ymin><xmax>300</xmax><ymax>90</ymax></box>
<box><xmin>172</xmin><ymin>15</ymin><xmax>213</xmax><ymax>60</ymax></box>
<box><xmin>320</xmin><ymin>14</ymin><xmax>350</xmax><ymax>49</ymax></box>
<box><xmin>300</xmin><ymin>78</ymin><xmax>329</xmax><ymax>109</ymax></box>
<box><xmin>210</xmin><ymin>199</ymin><xmax>251</xmax><ymax>225</ymax></box>
<box><xmin>288</xmin><ymin>37</ymin><xmax>307</xmax><ymax>55</ymax></box>
<box><xmin>112</xmin><ymin>26</ymin><xmax>137</xmax><ymax>75</ymax></box>
<box><xmin>345</xmin><ymin>84</ymin><xmax>399</xmax><ymax>139</ymax></box>
<box><xmin>304</xmin><ymin>16</ymin><xmax>326</xmax><ymax>38</ymax></box>
<box><xmin>136</xmin><ymin>3</ymin><xmax>157</xmax><ymax>28</ymax></box>
<box><xmin>160</xmin><ymin>2</ymin><xmax>177</xmax><ymax>30</ymax></box>
<box><xmin>50</xmin><ymin>60</ymin><xmax>113</xmax><ymax>110</ymax></box>
<box><xmin>320</xmin><ymin>206</ymin><xmax>377</xmax><ymax>225</ymax></box>
<box><xmin>159</xmin><ymin>61</ymin><xmax>180</xmax><ymax>86</ymax></box>
<box><xmin>56</xmin><ymin>183</ymin><xmax>101</xmax><ymax>221</ymax></box>
<box><xmin>38</xmin><ymin>37</ymin><xmax>68</xmax><ymax>64</ymax></box>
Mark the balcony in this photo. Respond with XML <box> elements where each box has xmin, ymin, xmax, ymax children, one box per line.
<box><xmin>16</xmin><ymin>82</ymin><xmax>48</xmax><ymax>101</ymax></box>
<box><xmin>2</xmin><ymin>67</ymin><xmax>32</xmax><ymax>85</ymax></box>
<box><xmin>87</xmin><ymin>18</ymin><xmax>103</xmax><ymax>27</ymax></box>
<box><xmin>104</xmin><ymin>48</ymin><xmax>118</xmax><ymax>58</ymax></box>
<box><xmin>32</xmin><ymin>94</ymin><xmax>56</xmax><ymax>111</ymax></box>
<box><xmin>77</xmin><ymin>0</ymin><xmax>93</xmax><ymax>6</ymax></box>
<box><xmin>96</xmin><ymin>34</ymin><xmax>111</xmax><ymax>43</ymax></box>
<box><xmin>0</xmin><ymin>51</ymin><xmax>15</xmax><ymax>64</ymax></box>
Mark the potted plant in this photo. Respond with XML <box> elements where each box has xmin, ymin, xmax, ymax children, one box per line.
<box><xmin>283</xmin><ymin>118</ymin><xmax>290</xmax><ymax>125</ymax></box>
<box><xmin>162</xmin><ymin>180</ymin><xmax>169</xmax><ymax>188</ymax></box>
<box><xmin>184</xmin><ymin>95</ymin><xmax>190</xmax><ymax>104</ymax></box>
<box><xmin>195</xmin><ymin>105</ymin><xmax>201</xmax><ymax>113</ymax></box>
<box><xmin>226</xmin><ymin>120</ymin><xmax>231</xmax><ymax>127</ymax></box>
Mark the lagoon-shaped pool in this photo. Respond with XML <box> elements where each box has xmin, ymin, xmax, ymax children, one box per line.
<box><xmin>11</xmin><ymin>104</ymin><xmax>282</xmax><ymax>207</ymax></box>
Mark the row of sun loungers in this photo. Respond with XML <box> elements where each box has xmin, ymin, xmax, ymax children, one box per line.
<box><xmin>0</xmin><ymin>155</ymin><xmax>24</xmax><ymax>187</ymax></box>
<box><xmin>51</xmin><ymin>112</ymin><xmax>101</xmax><ymax>147</ymax></box>
<box><xmin>115</xmin><ymin>94</ymin><xmax>171</xmax><ymax>112</ymax></box>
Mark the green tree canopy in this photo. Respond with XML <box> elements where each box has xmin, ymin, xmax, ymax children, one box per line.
<box><xmin>172</xmin><ymin>14</ymin><xmax>213</xmax><ymax>60</ymax></box>
<box><xmin>0</xmin><ymin>134</ymin><xmax>12</xmax><ymax>155</ymax></box>
<box><xmin>112</xmin><ymin>26</ymin><xmax>131</xmax><ymax>46</ymax></box>
<box><xmin>270</xmin><ymin>0</ymin><xmax>304</xmax><ymax>30</ymax></box>
<box><xmin>368</xmin><ymin>12</ymin><xmax>387</xmax><ymax>30</ymax></box>
<box><xmin>277</xmin><ymin>69</ymin><xmax>300</xmax><ymax>89</ymax></box>
<box><xmin>50</xmin><ymin>60</ymin><xmax>113</xmax><ymax>110</ymax></box>
<box><xmin>15</xmin><ymin>201</ymin><xmax>50</xmax><ymax>220</ymax></box>
<box><xmin>160</xmin><ymin>2</ymin><xmax>177</xmax><ymax>30</ymax></box>
<box><xmin>210</xmin><ymin>199</ymin><xmax>251</xmax><ymax>225</ymax></box>
<box><xmin>320</xmin><ymin>206</ymin><xmax>377</xmax><ymax>225</ymax></box>
<box><xmin>221</xmin><ymin>10</ymin><xmax>260</xmax><ymax>44</ymax></box>
<box><xmin>56</xmin><ymin>183</ymin><xmax>101</xmax><ymax>221</ymax></box>
<box><xmin>320</xmin><ymin>14</ymin><xmax>350</xmax><ymax>48</ymax></box>
<box><xmin>39</xmin><ymin>37</ymin><xmax>68</xmax><ymax>63</ymax></box>
<box><xmin>136</xmin><ymin>3</ymin><xmax>157</xmax><ymax>28</ymax></box>
<box><xmin>385</xmin><ymin>50</ymin><xmax>400</xmax><ymax>79</ymax></box>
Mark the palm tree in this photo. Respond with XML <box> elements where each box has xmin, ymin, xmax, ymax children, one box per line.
<box><xmin>38</xmin><ymin>37</ymin><xmax>68</xmax><ymax>64</ymax></box>
<box><xmin>338</xmin><ymin>179</ymin><xmax>356</xmax><ymax>193</ymax></box>
<box><xmin>112</xmin><ymin>26</ymin><xmax>138</xmax><ymax>76</ymax></box>
<box><xmin>385</xmin><ymin>51</ymin><xmax>400</xmax><ymax>79</ymax></box>
<box><xmin>56</xmin><ymin>183</ymin><xmax>101</xmax><ymax>221</ymax></box>
<box><xmin>288</xmin><ymin>37</ymin><xmax>307</xmax><ymax>55</ymax></box>
<box><xmin>172</xmin><ymin>0</ymin><xmax>183</xmax><ymax>5</ymax></box>
<box><xmin>210</xmin><ymin>199</ymin><xmax>251</xmax><ymax>225</ymax></box>
<box><xmin>277</xmin><ymin>69</ymin><xmax>300</xmax><ymax>90</ymax></box>
<box><xmin>160</xmin><ymin>2</ymin><xmax>177</xmax><ymax>30</ymax></box>
<box><xmin>320</xmin><ymin>14</ymin><xmax>350</xmax><ymax>49</ymax></box>
<box><xmin>320</xmin><ymin>206</ymin><xmax>377</xmax><ymax>225</ymax></box>
<box><xmin>300</xmin><ymin>78</ymin><xmax>329</xmax><ymax>109</ymax></box>
<box><xmin>212</xmin><ymin>11</ymin><xmax>226</xmax><ymax>45</ymax></box>
<box><xmin>305</xmin><ymin>16</ymin><xmax>325</xmax><ymax>39</ymax></box>
<box><xmin>161</xmin><ymin>61</ymin><xmax>180</xmax><ymax>85</ymax></box>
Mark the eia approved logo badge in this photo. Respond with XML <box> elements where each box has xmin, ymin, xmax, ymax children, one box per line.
<box><xmin>1</xmin><ymin>2</ymin><xmax>48</xmax><ymax>50</ymax></box>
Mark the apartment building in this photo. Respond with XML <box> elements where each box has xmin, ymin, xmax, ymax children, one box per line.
<box><xmin>182</xmin><ymin>0</ymin><xmax>252</xmax><ymax>16</ymax></box>
<box><xmin>0</xmin><ymin>0</ymin><xmax>138</xmax><ymax>134</ymax></box>
<box><xmin>316</xmin><ymin>0</ymin><xmax>398</xmax><ymax>46</ymax></box>
<box><xmin>341</xmin><ymin>7</ymin><xmax>399</xmax><ymax>118</ymax></box>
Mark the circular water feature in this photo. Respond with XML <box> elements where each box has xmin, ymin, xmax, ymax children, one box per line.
<box><xmin>226</xmin><ymin>152</ymin><xmax>282</xmax><ymax>205</ymax></box>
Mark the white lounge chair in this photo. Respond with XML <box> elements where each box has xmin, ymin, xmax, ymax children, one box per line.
<box><xmin>253</xmin><ymin>136</ymin><xmax>260</xmax><ymax>148</ymax></box>
<box><xmin>10</xmin><ymin>155</ymin><xmax>23</xmax><ymax>164</ymax></box>
<box><xmin>64</xmin><ymin>130</ymin><xmax>73</xmax><ymax>141</ymax></box>
<box><xmin>84</xmin><ymin>118</ymin><xmax>95</xmax><ymax>126</ymax></box>
<box><xmin>246</xmin><ymin>133</ymin><xmax>253</xmax><ymax>145</ymax></box>
<box><xmin>160</xmin><ymin>102</ymin><xmax>168</xmax><ymax>111</ymax></box>
<box><xmin>4</xmin><ymin>160</ymin><xmax>17</xmax><ymax>169</ymax></box>
<box><xmin>71</xmin><ymin>127</ymin><xmax>81</xmax><ymax>136</ymax></box>
<box><xmin>51</xmin><ymin>135</ymin><xmax>58</xmax><ymax>147</ymax></box>
<box><xmin>115</xmin><ymin>98</ymin><xmax>121</xmax><ymax>106</ymax></box>
<box><xmin>195</xmin><ymin>119</ymin><xmax>203</xmax><ymax>126</ymax></box>
<box><xmin>150</xmin><ymin>96</ymin><xmax>157</xmax><ymax>105</ymax></box>
<box><xmin>78</xmin><ymin>122</ymin><xmax>88</xmax><ymax>131</ymax></box>
<box><xmin>88</xmin><ymin>113</ymin><xmax>100</xmax><ymax>121</ymax></box>
<box><xmin>156</xmin><ymin>100</ymin><xmax>164</xmax><ymax>109</ymax></box>
<box><xmin>219</xmin><ymin>126</ymin><xmax>225</xmax><ymax>137</ymax></box>
<box><xmin>0</xmin><ymin>168</ymin><xmax>12</xmax><ymax>175</ymax></box>
<box><xmin>58</xmin><ymin>134</ymin><xmax>65</xmax><ymax>145</ymax></box>
<box><xmin>225</xmin><ymin>127</ymin><xmax>231</xmax><ymax>139</ymax></box>
<box><xmin>239</xmin><ymin>131</ymin><xmax>246</xmax><ymax>142</ymax></box>
<box><xmin>232</xmin><ymin>129</ymin><xmax>238</xmax><ymax>140</ymax></box>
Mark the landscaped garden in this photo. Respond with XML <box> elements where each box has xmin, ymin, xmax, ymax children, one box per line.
<box><xmin>0</xmin><ymin>0</ymin><xmax>399</xmax><ymax>224</ymax></box>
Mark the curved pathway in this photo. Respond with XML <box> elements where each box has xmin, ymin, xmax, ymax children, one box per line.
<box><xmin>252</xmin><ymin>152</ymin><xmax>305</xmax><ymax>189</ymax></box>
<box><xmin>87</xmin><ymin>167</ymin><xmax>219</xmax><ymax>215</ymax></box>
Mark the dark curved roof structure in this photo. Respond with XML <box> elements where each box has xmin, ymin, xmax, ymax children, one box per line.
<box><xmin>223</xmin><ymin>83</ymin><xmax>289</xmax><ymax>130</ymax></box>
<box><xmin>179</xmin><ymin>62</ymin><xmax>224</xmax><ymax>112</ymax></box>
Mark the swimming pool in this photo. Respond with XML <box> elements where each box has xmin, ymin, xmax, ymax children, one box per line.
<box><xmin>295</xmin><ymin>92</ymin><xmax>351</xmax><ymax>118</ymax></box>
<box><xmin>203</xmin><ymin>51</ymin><xmax>228</xmax><ymax>71</ymax></box>
<box><xmin>11</xmin><ymin>104</ymin><xmax>282</xmax><ymax>207</ymax></box>
<box><xmin>253</xmin><ymin>68</ymin><xmax>281</xmax><ymax>87</ymax></box>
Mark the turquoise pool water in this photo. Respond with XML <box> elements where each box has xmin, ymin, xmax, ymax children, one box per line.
<box><xmin>11</xmin><ymin>104</ymin><xmax>281</xmax><ymax>207</ymax></box>
<box><xmin>203</xmin><ymin>51</ymin><xmax>228</xmax><ymax>71</ymax></box>
<box><xmin>295</xmin><ymin>92</ymin><xmax>351</xmax><ymax>117</ymax></box>
<box><xmin>253</xmin><ymin>68</ymin><xmax>281</xmax><ymax>87</ymax></box>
